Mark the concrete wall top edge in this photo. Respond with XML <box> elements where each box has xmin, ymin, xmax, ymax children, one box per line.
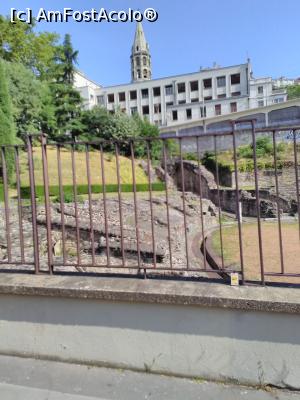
<box><xmin>0</xmin><ymin>274</ymin><xmax>299</xmax><ymax>315</ymax></box>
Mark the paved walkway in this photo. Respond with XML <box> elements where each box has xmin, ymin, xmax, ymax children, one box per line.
<box><xmin>0</xmin><ymin>355</ymin><xmax>299</xmax><ymax>400</ymax></box>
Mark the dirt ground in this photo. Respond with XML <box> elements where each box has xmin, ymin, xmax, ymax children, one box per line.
<box><xmin>212</xmin><ymin>221</ymin><xmax>300</xmax><ymax>284</ymax></box>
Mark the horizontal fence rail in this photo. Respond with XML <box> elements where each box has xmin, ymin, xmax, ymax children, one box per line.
<box><xmin>0</xmin><ymin>120</ymin><xmax>299</xmax><ymax>285</ymax></box>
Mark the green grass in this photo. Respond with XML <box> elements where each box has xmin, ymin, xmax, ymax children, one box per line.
<box><xmin>18</xmin><ymin>146</ymin><xmax>150</xmax><ymax>186</ymax></box>
<box><xmin>0</xmin><ymin>145</ymin><xmax>165</xmax><ymax>201</ymax></box>
<box><xmin>201</xmin><ymin>142</ymin><xmax>297</xmax><ymax>173</ymax></box>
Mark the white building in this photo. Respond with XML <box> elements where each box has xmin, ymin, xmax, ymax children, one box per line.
<box><xmin>74</xmin><ymin>23</ymin><xmax>288</xmax><ymax>129</ymax></box>
<box><xmin>272</xmin><ymin>77</ymin><xmax>297</xmax><ymax>88</ymax></box>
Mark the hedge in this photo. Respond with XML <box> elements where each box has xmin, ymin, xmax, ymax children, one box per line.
<box><xmin>0</xmin><ymin>182</ymin><xmax>166</xmax><ymax>202</ymax></box>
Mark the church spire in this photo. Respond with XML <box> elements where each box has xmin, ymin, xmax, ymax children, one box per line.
<box><xmin>131</xmin><ymin>22</ymin><xmax>151</xmax><ymax>82</ymax></box>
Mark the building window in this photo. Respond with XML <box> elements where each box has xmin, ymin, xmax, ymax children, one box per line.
<box><xmin>130</xmin><ymin>107</ymin><xmax>138</xmax><ymax>115</ymax></box>
<box><xmin>137</xmin><ymin>69</ymin><xmax>141</xmax><ymax>79</ymax></box>
<box><xmin>142</xmin><ymin>105</ymin><xmax>149</xmax><ymax>115</ymax></box>
<box><xmin>178</xmin><ymin>100</ymin><xmax>186</xmax><ymax>104</ymax></box>
<box><xmin>230</xmin><ymin>102</ymin><xmax>237</xmax><ymax>113</ymax></box>
<box><xmin>215</xmin><ymin>104</ymin><xmax>221</xmax><ymax>116</ymax></box>
<box><xmin>191</xmin><ymin>98</ymin><xmax>199</xmax><ymax>103</ymax></box>
<box><xmin>274</xmin><ymin>97</ymin><xmax>284</xmax><ymax>103</ymax></box>
<box><xmin>136</xmin><ymin>57</ymin><xmax>140</xmax><ymax>66</ymax></box>
<box><xmin>186</xmin><ymin>108</ymin><xmax>192</xmax><ymax>119</ymax></box>
<box><xmin>177</xmin><ymin>82</ymin><xmax>186</xmax><ymax>93</ymax></box>
<box><xmin>118</xmin><ymin>92</ymin><xmax>126</xmax><ymax>102</ymax></box>
<box><xmin>258</xmin><ymin>86</ymin><xmax>264</xmax><ymax>94</ymax></box>
<box><xmin>217</xmin><ymin>94</ymin><xmax>226</xmax><ymax>99</ymax></box>
<box><xmin>190</xmin><ymin>81</ymin><xmax>199</xmax><ymax>91</ymax></box>
<box><xmin>231</xmin><ymin>73</ymin><xmax>240</xmax><ymax>85</ymax></box>
<box><xmin>143</xmin><ymin>70</ymin><xmax>148</xmax><ymax>79</ymax></box>
<box><xmin>166</xmin><ymin>101</ymin><xmax>173</xmax><ymax>106</ymax></box>
<box><xmin>165</xmin><ymin>85</ymin><xmax>173</xmax><ymax>95</ymax></box>
<box><xmin>200</xmin><ymin>106</ymin><xmax>206</xmax><ymax>118</ymax></box>
<box><xmin>204</xmin><ymin>96</ymin><xmax>212</xmax><ymax>101</ymax></box>
<box><xmin>258</xmin><ymin>100</ymin><xmax>264</xmax><ymax>107</ymax></box>
<box><xmin>130</xmin><ymin>90</ymin><xmax>137</xmax><ymax>100</ymax></box>
<box><xmin>143</xmin><ymin>56</ymin><xmax>147</xmax><ymax>66</ymax></box>
<box><xmin>97</xmin><ymin>95</ymin><xmax>105</xmax><ymax>105</ymax></box>
<box><xmin>141</xmin><ymin>88</ymin><xmax>149</xmax><ymax>98</ymax></box>
<box><xmin>203</xmin><ymin>78</ymin><xmax>212</xmax><ymax>89</ymax></box>
<box><xmin>108</xmin><ymin>94</ymin><xmax>114</xmax><ymax>103</ymax></box>
<box><xmin>172</xmin><ymin>110</ymin><xmax>178</xmax><ymax>121</ymax></box>
<box><xmin>153</xmin><ymin>87</ymin><xmax>161</xmax><ymax>97</ymax></box>
<box><xmin>217</xmin><ymin>76</ymin><xmax>226</xmax><ymax>87</ymax></box>
<box><xmin>231</xmin><ymin>91</ymin><xmax>241</xmax><ymax>97</ymax></box>
<box><xmin>154</xmin><ymin>103</ymin><xmax>161</xmax><ymax>114</ymax></box>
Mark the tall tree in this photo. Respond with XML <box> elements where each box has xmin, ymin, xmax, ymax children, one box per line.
<box><xmin>0</xmin><ymin>59</ymin><xmax>16</xmax><ymax>180</ymax></box>
<box><xmin>59</xmin><ymin>33</ymin><xmax>79</xmax><ymax>84</ymax></box>
<box><xmin>50</xmin><ymin>34</ymin><xmax>82</xmax><ymax>139</ymax></box>
<box><xmin>0</xmin><ymin>15</ymin><xmax>59</xmax><ymax>79</ymax></box>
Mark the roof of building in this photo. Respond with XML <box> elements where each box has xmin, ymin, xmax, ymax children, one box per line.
<box><xmin>132</xmin><ymin>22</ymin><xmax>149</xmax><ymax>53</ymax></box>
<box><xmin>100</xmin><ymin>62</ymin><xmax>250</xmax><ymax>91</ymax></box>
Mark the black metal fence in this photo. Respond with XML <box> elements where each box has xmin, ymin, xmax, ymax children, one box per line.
<box><xmin>0</xmin><ymin>120</ymin><xmax>299</xmax><ymax>285</ymax></box>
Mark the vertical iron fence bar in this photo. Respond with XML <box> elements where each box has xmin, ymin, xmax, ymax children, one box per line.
<box><xmin>179</xmin><ymin>138</ymin><xmax>190</xmax><ymax>269</ymax></box>
<box><xmin>213</xmin><ymin>135</ymin><xmax>225</xmax><ymax>270</ymax></box>
<box><xmin>85</xmin><ymin>144</ymin><xmax>95</xmax><ymax>265</ymax></box>
<box><xmin>56</xmin><ymin>145</ymin><xmax>67</xmax><ymax>264</ymax></box>
<box><xmin>41</xmin><ymin>134</ymin><xmax>53</xmax><ymax>274</ymax></box>
<box><xmin>100</xmin><ymin>144</ymin><xmax>110</xmax><ymax>265</ymax></box>
<box><xmin>26</xmin><ymin>136</ymin><xmax>40</xmax><ymax>273</ymax></box>
<box><xmin>272</xmin><ymin>130</ymin><xmax>285</xmax><ymax>274</ymax></box>
<box><xmin>130</xmin><ymin>141</ymin><xmax>142</xmax><ymax>271</ymax></box>
<box><xmin>14</xmin><ymin>146</ymin><xmax>25</xmax><ymax>263</ymax></box>
<box><xmin>231</xmin><ymin>124</ymin><xmax>245</xmax><ymax>284</ymax></box>
<box><xmin>71</xmin><ymin>143</ymin><xmax>81</xmax><ymax>265</ymax></box>
<box><xmin>196</xmin><ymin>137</ymin><xmax>207</xmax><ymax>270</ymax></box>
<box><xmin>293</xmin><ymin>129</ymin><xmax>300</xmax><ymax>240</ymax></box>
<box><xmin>1</xmin><ymin>146</ymin><xmax>12</xmax><ymax>263</ymax></box>
<box><xmin>115</xmin><ymin>142</ymin><xmax>125</xmax><ymax>267</ymax></box>
<box><xmin>251</xmin><ymin>121</ymin><xmax>265</xmax><ymax>284</ymax></box>
<box><xmin>162</xmin><ymin>140</ymin><xmax>173</xmax><ymax>269</ymax></box>
<box><xmin>146</xmin><ymin>140</ymin><xmax>156</xmax><ymax>268</ymax></box>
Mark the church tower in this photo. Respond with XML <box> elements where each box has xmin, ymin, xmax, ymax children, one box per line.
<box><xmin>131</xmin><ymin>22</ymin><xmax>152</xmax><ymax>82</ymax></box>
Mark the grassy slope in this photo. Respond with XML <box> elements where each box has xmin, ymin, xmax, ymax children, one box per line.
<box><xmin>19</xmin><ymin>146</ymin><xmax>149</xmax><ymax>186</ymax></box>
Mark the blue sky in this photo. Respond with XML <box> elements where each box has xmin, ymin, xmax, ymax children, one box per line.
<box><xmin>1</xmin><ymin>0</ymin><xmax>299</xmax><ymax>86</ymax></box>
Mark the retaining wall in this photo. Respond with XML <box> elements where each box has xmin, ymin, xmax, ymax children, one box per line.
<box><xmin>0</xmin><ymin>274</ymin><xmax>299</xmax><ymax>389</ymax></box>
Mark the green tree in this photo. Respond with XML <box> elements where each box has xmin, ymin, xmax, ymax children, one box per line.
<box><xmin>50</xmin><ymin>34</ymin><xmax>83</xmax><ymax>139</ymax></box>
<box><xmin>287</xmin><ymin>84</ymin><xmax>300</xmax><ymax>100</ymax></box>
<box><xmin>0</xmin><ymin>15</ymin><xmax>59</xmax><ymax>79</ymax></box>
<box><xmin>80</xmin><ymin>106</ymin><xmax>111</xmax><ymax>141</ymax></box>
<box><xmin>57</xmin><ymin>33</ymin><xmax>79</xmax><ymax>84</ymax></box>
<box><xmin>80</xmin><ymin>107</ymin><xmax>139</xmax><ymax>153</ymax></box>
<box><xmin>4</xmin><ymin>61</ymin><xmax>56</xmax><ymax>137</ymax></box>
<box><xmin>0</xmin><ymin>60</ymin><xmax>16</xmax><ymax>180</ymax></box>
<box><xmin>133</xmin><ymin>115</ymin><xmax>162</xmax><ymax>159</ymax></box>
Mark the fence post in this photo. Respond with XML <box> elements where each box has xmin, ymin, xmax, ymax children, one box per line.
<box><xmin>41</xmin><ymin>133</ymin><xmax>53</xmax><ymax>274</ymax></box>
<box><xmin>26</xmin><ymin>135</ymin><xmax>40</xmax><ymax>274</ymax></box>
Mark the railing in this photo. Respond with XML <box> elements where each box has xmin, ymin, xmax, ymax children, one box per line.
<box><xmin>0</xmin><ymin>120</ymin><xmax>299</xmax><ymax>285</ymax></box>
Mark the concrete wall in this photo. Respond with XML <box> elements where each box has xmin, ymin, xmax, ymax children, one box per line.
<box><xmin>0</xmin><ymin>291</ymin><xmax>299</xmax><ymax>389</ymax></box>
